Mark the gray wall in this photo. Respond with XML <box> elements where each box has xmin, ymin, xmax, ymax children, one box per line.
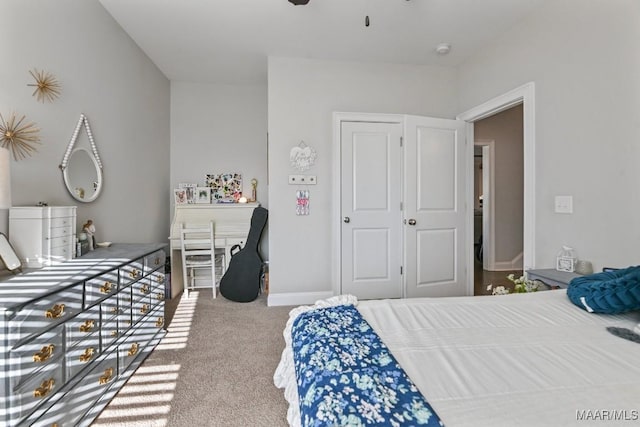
<box><xmin>267</xmin><ymin>57</ymin><xmax>458</xmax><ymax>298</ymax></box>
<box><xmin>0</xmin><ymin>0</ymin><xmax>170</xmax><ymax>246</ymax></box>
<box><xmin>458</xmin><ymin>0</ymin><xmax>640</xmax><ymax>270</ymax></box>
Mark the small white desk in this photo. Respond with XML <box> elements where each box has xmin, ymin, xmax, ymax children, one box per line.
<box><xmin>168</xmin><ymin>203</ymin><xmax>259</xmax><ymax>298</ymax></box>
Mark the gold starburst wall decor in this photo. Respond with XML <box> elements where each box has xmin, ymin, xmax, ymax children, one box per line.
<box><xmin>27</xmin><ymin>68</ymin><xmax>61</xmax><ymax>103</ymax></box>
<box><xmin>0</xmin><ymin>112</ymin><xmax>41</xmax><ymax>160</ymax></box>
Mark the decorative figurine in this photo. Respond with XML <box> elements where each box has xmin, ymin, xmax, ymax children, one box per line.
<box><xmin>82</xmin><ymin>219</ymin><xmax>96</xmax><ymax>250</ymax></box>
<box><xmin>251</xmin><ymin>178</ymin><xmax>258</xmax><ymax>202</ymax></box>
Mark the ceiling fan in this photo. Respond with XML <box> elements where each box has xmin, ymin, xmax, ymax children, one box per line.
<box><xmin>288</xmin><ymin>0</ymin><xmax>310</xmax><ymax>5</ymax></box>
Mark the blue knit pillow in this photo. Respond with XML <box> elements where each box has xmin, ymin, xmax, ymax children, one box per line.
<box><xmin>567</xmin><ymin>266</ymin><xmax>640</xmax><ymax>314</ymax></box>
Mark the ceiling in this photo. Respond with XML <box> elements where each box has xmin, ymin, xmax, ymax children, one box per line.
<box><xmin>99</xmin><ymin>0</ymin><xmax>546</xmax><ymax>85</ymax></box>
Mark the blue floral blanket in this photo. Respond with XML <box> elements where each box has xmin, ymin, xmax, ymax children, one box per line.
<box><xmin>291</xmin><ymin>304</ymin><xmax>444</xmax><ymax>427</ymax></box>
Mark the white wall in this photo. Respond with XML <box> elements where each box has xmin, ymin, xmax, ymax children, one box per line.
<box><xmin>0</xmin><ymin>0</ymin><xmax>170</xmax><ymax>245</ymax></box>
<box><xmin>458</xmin><ymin>0</ymin><xmax>640</xmax><ymax>271</ymax></box>
<box><xmin>169</xmin><ymin>82</ymin><xmax>268</xmax><ymax>205</ymax></box>
<box><xmin>267</xmin><ymin>57</ymin><xmax>458</xmax><ymax>299</ymax></box>
<box><xmin>169</xmin><ymin>81</ymin><xmax>269</xmax><ymax>257</ymax></box>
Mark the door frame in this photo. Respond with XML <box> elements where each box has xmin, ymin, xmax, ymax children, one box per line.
<box><xmin>474</xmin><ymin>140</ymin><xmax>496</xmax><ymax>271</ymax></box>
<box><xmin>332</xmin><ymin>112</ymin><xmax>404</xmax><ymax>297</ymax></box>
<box><xmin>457</xmin><ymin>82</ymin><xmax>536</xmax><ymax>284</ymax></box>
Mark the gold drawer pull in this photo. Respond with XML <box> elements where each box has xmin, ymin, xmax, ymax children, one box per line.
<box><xmin>128</xmin><ymin>343</ymin><xmax>139</xmax><ymax>357</ymax></box>
<box><xmin>155</xmin><ymin>317</ymin><xmax>164</xmax><ymax>328</ymax></box>
<box><xmin>140</xmin><ymin>284</ymin><xmax>150</xmax><ymax>295</ymax></box>
<box><xmin>109</xmin><ymin>306</ymin><xmax>119</xmax><ymax>315</ymax></box>
<box><xmin>100</xmin><ymin>281</ymin><xmax>114</xmax><ymax>294</ymax></box>
<box><xmin>79</xmin><ymin>347</ymin><xmax>95</xmax><ymax>362</ymax></box>
<box><xmin>45</xmin><ymin>304</ymin><xmax>65</xmax><ymax>319</ymax></box>
<box><xmin>155</xmin><ymin>274</ymin><xmax>165</xmax><ymax>283</ymax></box>
<box><xmin>33</xmin><ymin>344</ymin><xmax>55</xmax><ymax>362</ymax></box>
<box><xmin>140</xmin><ymin>304</ymin><xmax>149</xmax><ymax>315</ymax></box>
<box><xmin>156</xmin><ymin>292</ymin><xmax>164</xmax><ymax>301</ymax></box>
<box><xmin>110</xmin><ymin>330</ymin><xmax>119</xmax><ymax>337</ymax></box>
<box><xmin>154</xmin><ymin>256</ymin><xmax>161</xmax><ymax>266</ymax></box>
<box><xmin>80</xmin><ymin>319</ymin><xmax>95</xmax><ymax>332</ymax></box>
<box><xmin>34</xmin><ymin>378</ymin><xmax>55</xmax><ymax>398</ymax></box>
<box><xmin>99</xmin><ymin>367</ymin><xmax>114</xmax><ymax>385</ymax></box>
<box><xmin>129</xmin><ymin>268</ymin><xmax>140</xmax><ymax>279</ymax></box>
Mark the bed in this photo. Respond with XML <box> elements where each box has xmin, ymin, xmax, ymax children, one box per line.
<box><xmin>274</xmin><ymin>290</ymin><xmax>640</xmax><ymax>426</ymax></box>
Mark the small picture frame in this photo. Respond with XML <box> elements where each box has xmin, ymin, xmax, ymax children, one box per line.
<box><xmin>174</xmin><ymin>188</ymin><xmax>188</xmax><ymax>205</ymax></box>
<box><xmin>556</xmin><ymin>256</ymin><xmax>576</xmax><ymax>272</ymax></box>
<box><xmin>178</xmin><ymin>183</ymin><xmax>197</xmax><ymax>204</ymax></box>
<box><xmin>195</xmin><ymin>186</ymin><xmax>211</xmax><ymax>204</ymax></box>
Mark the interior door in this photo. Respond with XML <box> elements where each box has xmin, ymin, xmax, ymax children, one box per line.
<box><xmin>340</xmin><ymin>121</ymin><xmax>403</xmax><ymax>299</ymax></box>
<box><xmin>404</xmin><ymin>115</ymin><xmax>468</xmax><ymax>298</ymax></box>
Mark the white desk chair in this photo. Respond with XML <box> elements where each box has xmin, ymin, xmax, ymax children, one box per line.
<box><xmin>180</xmin><ymin>222</ymin><xmax>221</xmax><ymax>298</ymax></box>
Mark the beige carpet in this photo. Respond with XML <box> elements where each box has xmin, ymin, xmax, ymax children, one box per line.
<box><xmin>92</xmin><ymin>289</ymin><xmax>293</xmax><ymax>426</ymax></box>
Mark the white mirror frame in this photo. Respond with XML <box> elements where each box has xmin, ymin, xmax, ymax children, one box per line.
<box><xmin>62</xmin><ymin>147</ymin><xmax>103</xmax><ymax>203</ymax></box>
<box><xmin>60</xmin><ymin>114</ymin><xmax>103</xmax><ymax>203</ymax></box>
<box><xmin>0</xmin><ymin>232</ymin><xmax>21</xmax><ymax>272</ymax></box>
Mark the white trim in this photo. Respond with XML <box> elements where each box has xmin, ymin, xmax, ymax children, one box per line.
<box><xmin>458</xmin><ymin>82</ymin><xmax>536</xmax><ymax>275</ymax></box>
<box><xmin>493</xmin><ymin>252</ymin><xmax>524</xmax><ymax>271</ymax></box>
<box><xmin>267</xmin><ymin>291</ymin><xmax>335</xmax><ymax>307</ymax></box>
<box><xmin>332</xmin><ymin>112</ymin><xmax>404</xmax><ymax>298</ymax></box>
<box><xmin>474</xmin><ymin>140</ymin><xmax>496</xmax><ymax>271</ymax></box>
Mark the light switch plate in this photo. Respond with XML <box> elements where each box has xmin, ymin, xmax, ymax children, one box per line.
<box><xmin>554</xmin><ymin>195</ymin><xmax>573</xmax><ymax>214</ymax></box>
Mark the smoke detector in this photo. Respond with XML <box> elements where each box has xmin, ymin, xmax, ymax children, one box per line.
<box><xmin>435</xmin><ymin>43</ymin><xmax>451</xmax><ymax>55</ymax></box>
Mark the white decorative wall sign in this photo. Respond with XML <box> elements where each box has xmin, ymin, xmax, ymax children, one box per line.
<box><xmin>289</xmin><ymin>140</ymin><xmax>317</xmax><ymax>172</ymax></box>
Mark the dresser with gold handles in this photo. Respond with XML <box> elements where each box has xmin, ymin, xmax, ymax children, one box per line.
<box><xmin>0</xmin><ymin>243</ymin><xmax>167</xmax><ymax>427</ymax></box>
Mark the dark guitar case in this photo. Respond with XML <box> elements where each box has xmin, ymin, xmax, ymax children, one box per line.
<box><xmin>219</xmin><ymin>206</ymin><xmax>268</xmax><ymax>302</ymax></box>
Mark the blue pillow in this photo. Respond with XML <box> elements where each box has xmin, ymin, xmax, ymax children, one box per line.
<box><xmin>567</xmin><ymin>266</ymin><xmax>640</xmax><ymax>314</ymax></box>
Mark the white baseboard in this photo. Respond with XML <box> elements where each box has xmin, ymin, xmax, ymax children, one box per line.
<box><xmin>492</xmin><ymin>252</ymin><xmax>524</xmax><ymax>271</ymax></box>
<box><xmin>267</xmin><ymin>291</ymin><xmax>334</xmax><ymax>307</ymax></box>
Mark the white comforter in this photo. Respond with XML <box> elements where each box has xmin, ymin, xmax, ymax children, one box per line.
<box><xmin>275</xmin><ymin>291</ymin><xmax>640</xmax><ymax>427</ymax></box>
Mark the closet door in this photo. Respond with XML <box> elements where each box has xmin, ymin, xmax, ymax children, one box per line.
<box><xmin>340</xmin><ymin>121</ymin><xmax>403</xmax><ymax>299</ymax></box>
<box><xmin>404</xmin><ymin>115</ymin><xmax>468</xmax><ymax>297</ymax></box>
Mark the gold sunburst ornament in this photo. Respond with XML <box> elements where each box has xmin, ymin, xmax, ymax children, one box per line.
<box><xmin>27</xmin><ymin>68</ymin><xmax>61</xmax><ymax>103</ymax></box>
<box><xmin>0</xmin><ymin>113</ymin><xmax>41</xmax><ymax>160</ymax></box>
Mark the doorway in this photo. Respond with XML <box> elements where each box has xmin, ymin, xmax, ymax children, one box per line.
<box><xmin>458</xmin><ymin>82</ymin><xmax>536</xmax><ymax>295</ymax></box>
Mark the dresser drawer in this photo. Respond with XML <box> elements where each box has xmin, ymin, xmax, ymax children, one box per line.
<box><xmin>132</xmin><ymin>293</ymin><xmax>151</xmax><ymax>326</ymax></box>
<box><xmin>48</xmin><ymin>235</ymin><xmax>73</xmax><ymax>249</ymax></box>
<box><xmin>85</xmin><ymin>270</ymin><xmax>119</xmax><ymax>307</ymax></box>
<box><xmin>120</xmin><ymin>258</ymin><xmax>144</xmax><ymax>286</ymax></box>
<box><xmin>48</xmin><ymin>245</ymin><xmax>73</xmax><ymax>264</ymax></box>
<box><xmin>12</xmin><ymin>363</ymin><xmax>64</xmax><ymax>424</ymax></box>
<box><xmin>66</xmin><ymin>308</ymin><xmax>100</xmax><ymax>349</ymax></box>
<box><xmin>66</xmin><ymin>332</ymin><xmax>101</xmax><ymax>379</ymax></box>
<box><xmin>49</xmin><ymin>215</ymin><xmax>74</xmax><ymax>227</ymax></box>
<box><xmin>119</xmin><ymin>306</ymin><xmax>163</xmax><ymax>372</ymax></box>
<box><xmin>9</xmin><ymin>326</ymin><xmax>64</xmax><ymax>391</ymax></box>
<box><xmin>144</xmin><ymin>249</ymin><xmax>166</xmax><ymax>274</ymax></box>
<box><xmin>9</xmin><ymin>285</ymin><xmax>84</xmax><ymax>346</ymax></box>
<box><xmin>150</xmin><ymin>281</ymin><xmax>166</xmax><ymax>309</ymax></box>
<box><xmin>47</xmin><ymin>224</ymin><xmax>73</xmax><ymax>239</ymax></box>
<box><xmin>28</xmin><ymin>350</ymin><xmax>119</xmax><ymax>427</ymax></box>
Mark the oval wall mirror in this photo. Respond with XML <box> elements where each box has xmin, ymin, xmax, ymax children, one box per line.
<box><xmin>60</xmin><ymin>114</ymin><xmax>103</xmax><ymax>203</ymax></box>
<box><xmin>63</xmin><ymin>147</ymin><xmax>103</xmax><ymax>202</ymax></box>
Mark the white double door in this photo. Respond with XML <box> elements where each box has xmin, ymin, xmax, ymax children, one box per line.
<box><xmin>340</xmin><ymin>115</ymin><xmax>468</xmax><ymax>299</ymax></box>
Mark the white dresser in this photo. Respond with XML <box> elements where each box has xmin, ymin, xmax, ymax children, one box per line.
<box><xmin>9</xmin><ymin>206</ymin><xmax>77</xmax><ymax>268</ymax></box>
<box><xmin>168</xmin><ymin>203</ymin><xmax>258</xmax><ymax>299</ymax></box>
<box><xmin>0</xmin><ymin>243</ymin><xmax>166</xmax><ymax>426</ymax></box>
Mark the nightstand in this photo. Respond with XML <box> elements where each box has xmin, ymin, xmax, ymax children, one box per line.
<box><xmin>526</xmin><ymin>268</ymin><xmax>582</xmax><ymax>289</ymax></box>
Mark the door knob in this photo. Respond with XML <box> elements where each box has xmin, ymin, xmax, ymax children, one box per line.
<box><xmin>343</xmin><ymin>217</ymin><xmax>350</xmax><ymax>223</ymax></box>
<box><xmin>408</xmin><ymin>219</ymin><xmax>416</xmax><ymax>226</ymax></box>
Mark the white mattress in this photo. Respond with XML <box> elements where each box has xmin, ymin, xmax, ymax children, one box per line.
<box><xmin>274</xmin><ymin>291</ymin><xmax>640</xmax><ymax>427</ymax></box>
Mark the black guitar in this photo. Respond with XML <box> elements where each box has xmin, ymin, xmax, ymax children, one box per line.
<box><xmin>219</xmin><ymin>206</ymin><xmax>268</xmax><ymax>302</ymax></box>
